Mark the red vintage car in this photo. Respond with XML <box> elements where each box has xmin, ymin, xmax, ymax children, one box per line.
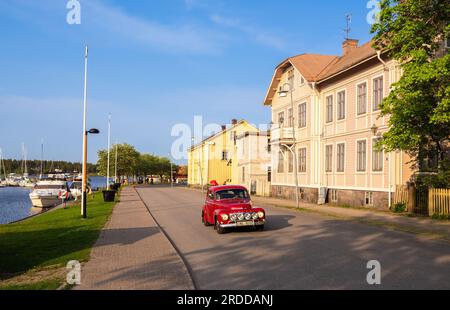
<box><xmin>201</xmin><ymin>185</ymin><xmax>266</xmax><ymax>234</ymax></box>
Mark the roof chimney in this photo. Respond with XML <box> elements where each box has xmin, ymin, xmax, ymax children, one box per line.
<box><xmin>221</xmin><ymin>125</ymin><xmax>226</xmax><ymax>131</ymax></box>
<box><xmin>231</xmin><ymin>119</ymin><xmax>238</xmax><ymax>125</ymax></box>
<box><xmin>342</xmin><ymin>39</ymin><xmax>359</xmax><ymax>55</ymax></box>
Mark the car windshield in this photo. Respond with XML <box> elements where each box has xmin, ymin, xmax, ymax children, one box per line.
<box><xmin>216</xmin><ymin>189</ymin><xmax>249</xmax><ymax>200</ymax></box>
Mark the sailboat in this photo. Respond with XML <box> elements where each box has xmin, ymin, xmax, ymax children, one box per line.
<box><xmin>19</xmin><ymin>144</ymin><xmax>35</xmax><ymax>188</ymax></box>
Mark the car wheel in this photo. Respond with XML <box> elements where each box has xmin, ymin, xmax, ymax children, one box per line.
<box><xmin>215</xmin><ymin>218</ymin><xmax>226</xmax><ymax>234</ymax></box>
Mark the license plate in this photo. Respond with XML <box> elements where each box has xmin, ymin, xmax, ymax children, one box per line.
<box><xmin>236</xmin><ymin>221</ymin><xmax>254</xmax><ymax>227</ymax></box>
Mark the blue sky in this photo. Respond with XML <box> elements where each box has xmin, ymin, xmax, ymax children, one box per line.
<box><xmin>0</xmin><ymin>0</ymin><xmax>375</xmax><ymax>164</ymax></box>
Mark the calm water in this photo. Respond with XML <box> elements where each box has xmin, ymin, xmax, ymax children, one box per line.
<box><xmin>0</xmin><ymin>176</ymin><xmax>111</xmax><ymax>225</ymax></box>
<box><xmin>0</xmin><ymin>187</ymin><xmax>34</xmax><ymax>225</ymax></box>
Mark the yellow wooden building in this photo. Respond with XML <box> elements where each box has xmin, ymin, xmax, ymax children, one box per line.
<box><xmin>188</xmin><ymin>120</ymin><xmax>259</xmax><ymax>187</ymax></box>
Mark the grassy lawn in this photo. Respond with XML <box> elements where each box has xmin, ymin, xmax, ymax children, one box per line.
<box><xmin>0</xmin><ymin>193</ymin><xmax>117</xmax><ymax>290</ymax></box>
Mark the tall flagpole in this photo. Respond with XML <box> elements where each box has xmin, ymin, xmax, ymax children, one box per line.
<box><xmin>81</xmin><ymin>45</ymin><xmax>89</xmax><ymax>218</ymax></box>
<box><xmin>107</xmin><ymin>113</ymin><xmax>111</xmax><ymax>190</ymax></box>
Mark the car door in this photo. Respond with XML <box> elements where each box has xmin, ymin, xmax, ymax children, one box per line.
<box><xmin>205</xmin><ymin>190</ymin><xmax>215</xmax><ymax>223</ymax></box>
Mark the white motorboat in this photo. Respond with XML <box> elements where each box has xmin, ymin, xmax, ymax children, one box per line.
<box><xmin>29</xmin><ymin>180</ymin><xmax>71</xmax><ymax>208</ymax></box>
<box><xmin>69</xmin><ymin>179</ymin><xmax>91</xmax><ymax>200</ymax></box>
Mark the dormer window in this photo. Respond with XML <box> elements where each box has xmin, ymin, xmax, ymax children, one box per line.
<box><xmin>287</xmin><ymin>69</ymin><xmax>294</xmax><ymax>88</ymax></box>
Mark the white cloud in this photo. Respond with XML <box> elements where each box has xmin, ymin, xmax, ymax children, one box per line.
<box><xmin>210</xmin><ymin>14</ymin><xmax>286</xmax><ymax>50</ymax></box>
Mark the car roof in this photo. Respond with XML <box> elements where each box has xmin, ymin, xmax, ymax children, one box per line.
<box><xmin>209</xmin><ymin>185</ymin><xmax>247</xmax><ymax>192</ymax></box>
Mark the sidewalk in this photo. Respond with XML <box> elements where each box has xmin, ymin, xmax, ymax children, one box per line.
<box><xmin>75</xmin><ymin>187</ymin><xmax>194</xmax><ymax>290</ymax></box>
<box><xmin>252</xmin><ymin>195</ymin><xmax>450</xmax><ymax>242</ymax></box>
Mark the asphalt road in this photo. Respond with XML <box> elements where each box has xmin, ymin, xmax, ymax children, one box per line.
<box><xmin>136</xmin><ymin>186</ymin><xmax>450</xmax><ymax>290</ymax></box>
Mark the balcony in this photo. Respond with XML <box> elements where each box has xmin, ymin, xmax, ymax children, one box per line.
<box><xmin>270</xmin><ymin>125</ymin><xmax>295</xmax><ymax>145</ymax></box>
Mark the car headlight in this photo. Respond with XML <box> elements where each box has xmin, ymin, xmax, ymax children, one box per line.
<box><xmin>237</xmin><ymin>213</ymin><xmax>245</xmax><ymax>221</ymax></box>
<box><xmin>220</xmin><ymin>214</ymin><xmax>229</xmax><ymax>221</ymax></box>
<box><xmin>257</xmin><ymin>211</ymin><xmax>265</xmax><ymax>219</ymax></box>
<box><xmin>245</xmin><ymin>213</ymin><xmax>252</xmax><ymax>220</ymax></box>
<box><xmin>252</xmin><ymin>213</ymin><xmax>258</xmax><ymax>220</ymax></box>
<box><xmin>230</xmin><ymin>214</ymin><xmax>237</xmax><ymax>222</ymax></box>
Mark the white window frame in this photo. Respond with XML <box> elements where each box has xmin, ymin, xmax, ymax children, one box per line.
<box><xmin>298</xmin><ymin>102</ymin><xmax>307</xmax><ymax>128</ymax></box>
<box><xmin>356</xmin><ymin>81</ymin><xmax>368</xmax><ymax>116</ymax></box>
<box><xmin>325</xmin><ymin>144</ymin><xmax>333</xmax><ymax>173</ymax></box>
<box><xmin>298</xmin><ymin>147</ymin><xmax>307</xmax><ymax>173</ymax></box>
<box><xmin>278</xmin><ymin>111</ymin><xmax>285</xmax><ymax>127</ymax></box>
<box><xmin>336</xmin><ymin>142</ymin><xmax>346</xmax><ymax>173</ymax></box>
<box><xmin>365</xmin><ymin>191</ymin><xmax>374</xmax><ymax>206</ymax></box>
<box><xmin>330</xmin><ymin>189</ymin><xmax>338</xmax><ymax>202</ymax></box>
<box><xmin>371</xmin><ymin>137</ymin><xmax>384</xmax><ymax>172</ymax></box>
<box><xmin>325</xmin><ymin>95</ymin><xmax>333</xmax><ymax>123</ymax></box>
<box><xmin>356</xmin><ymin>139</ymin><xmax>367</xmax><ymax>172</ymax></box>
<box><xmin>372</xmin><ymin>74</ymin><xmax>384</xmax><ymax>111</ymax></box>
<box><xmin>277</xmin><ymin>150</ymin><xmax>285</xmax><ymax>174</ymax></box>
<box><xmin>336</xmin><ymin>89</ymin><xmax>346</xmax><ymax>121</ymax></box>
<box><xmin>287</xmin><ymin>150</ymin><xmax>294</xmax><ymax>173</ymax></box>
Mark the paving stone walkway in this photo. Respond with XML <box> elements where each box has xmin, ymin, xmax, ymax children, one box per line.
<box><xmin>75</xmin><ymin>187</ymin><xmax>194</xmax><ymax>290</ymax></box>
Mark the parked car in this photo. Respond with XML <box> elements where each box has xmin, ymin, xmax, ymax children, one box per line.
<box><xmin>201</xmin><ymin>185</ymin><xmax>266</xmax><ymax>234</ymax></box>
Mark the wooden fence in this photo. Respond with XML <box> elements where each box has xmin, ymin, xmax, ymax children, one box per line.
<box><xmin>429</xmin><ymin>188</ymin><xmax>450</xmax><ymax>217</ymax></box>
<box><xmin>393</xmin><ymin>185</ymin><xmax>409</xmax><ymax>205</ymax></box>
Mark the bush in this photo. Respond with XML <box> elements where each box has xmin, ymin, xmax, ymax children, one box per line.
<box><xmin>392</xmin><ymin>202</ymin><xmax>407</xmax><ymax>213</ymax></box>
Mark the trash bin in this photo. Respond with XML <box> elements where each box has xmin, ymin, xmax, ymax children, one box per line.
<box><xmin>102</xmin><ymin>190</ymin><xmax>116</xmax><ymax>202</ymax></box>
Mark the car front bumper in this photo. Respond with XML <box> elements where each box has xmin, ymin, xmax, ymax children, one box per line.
<box><xmin>220</xmin><ymin>220</ymin><xmax>265</xmax><ymax>228</ymax></box>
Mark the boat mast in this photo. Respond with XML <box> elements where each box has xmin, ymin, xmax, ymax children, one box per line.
<box><xmin>40</xmin><ymin>140</ymin><xmax>44</xmax><ymax>179</ymax></box>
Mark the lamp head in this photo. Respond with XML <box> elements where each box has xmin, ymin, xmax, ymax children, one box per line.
<box><xmin>88</xmin><ymin>128</ymin><xmax>100</xmax><ymax>134</ymax></box>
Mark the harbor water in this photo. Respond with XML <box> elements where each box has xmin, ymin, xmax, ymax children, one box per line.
<box><xmin>0</xmin><ymin>176</ymin><xmax>111</xmax><ymax>225</ymax></box>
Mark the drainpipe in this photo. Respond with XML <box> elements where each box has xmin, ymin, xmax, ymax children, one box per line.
<box><xmin>378</xmin><ymin>50</ymin><xmax>392</xmax><ymax>208</ymax></box>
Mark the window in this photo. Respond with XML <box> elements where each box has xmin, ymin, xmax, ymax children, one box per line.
<box><xmin>337</xmin><ymin>91</ymin><xmax>346</xmax><ymax>120</ymax></box>
<box><xmin>330</xmin><ymin>189</ymin><xmax>338</xmax><ymax>202</ymax></box>
<box><xmin>222</xmin><ymin>150</ymin><xmax>228</xmax><ymax>161</ymax></box>
<box><xmin>357</xmin><ymin>140</ymin><xmax>367</xmax><ymax>172</ymax></box>
<box><xmin>267</xmin><ymin>167</ymin><xmax>272</xmax><ymax>182</ymax></box>
<box><xmin>337</xmin><ymin>143</ymin><xmax>345</xmax><ymax>172</ymax></box>
<box><xmin>277</xmin><ymin>151</ymin><xmax>284</xmax><ymax>173</ymax></box>
<box><xmin>278</xmin><ymin>111</ymin><xmax>285</xmax><ymax>127</ymax></box>
<box><xmin>288</xmin><ymin>69</ymin><xmax>294</xmax><ymax>88</ymax></box>
<box><xmin>207</xmin><ymin>190</ymin><xmax>214</xmax><ymax>200</ymax></box>
<box><xmin>365</xmin><ymin>192</ymin><xmax>374</xmax><ymax>206</ymax></box>
<box><xmin>300</xmin><ymin>76</ymin><xmax>305</xmax><ymax>85</ymax></box>
<box><xmin>372</xmin><ymin>138</ymin><xmax>384</xmax><ymax>171</ymax></box>
<box><xmin>287</xmin><ymin>151</ymin><xmax>293</xmax><ymax>173</ymax></box>
<box><xmin>326</xmin><ymin>95</ymin><xmax>333</xmax><ymax>123</ymax></box>
<box><xmin>287</xmin><ymin>108</ymin><xmax>293</xmax><ymax>127</ymax></box>
<box><xmin>298</xmin><ymin>148</ymin><xmax>307</xmax><ymax>173</ymax></box>
<box><xmin>242</xmin><ymin>166</ymin><xmax>246</xmax><ymax>183</ymax></box>
<box><xmin>267</xmin><ymin>139</ymin><xmax>271</xmax><ymax>153</ymax></box>
<box><xmin>373</xmin><ymin>76</ymin><xmax>384</xmax><ymax>110</ymax></box>
<box><xmin>357</xmin><ymin>83</ymin><xmax>367</xmax><ymax>115</ymax></box>
<box><xmin>216</xmin><ymin>189</ymin><xmax>249</xmax><ymax>200</ymax></box>
<box><xmin>298</xmin><ymin>102</ymin><xmax>307</xmax><ymax>128</ymax></box>
<box><xmin>325</xmin><ymin>145</ymin><xmax>333</xmax><ymax>172</ymax></box>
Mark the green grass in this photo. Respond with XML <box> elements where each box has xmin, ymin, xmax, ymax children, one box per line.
<box><xmin>0</xmin><ymin>193</ymin><xmax>116</xmax><ymax>289</ymax></box>
<box><xmin>0</xmin><ymin>278</ymin><xmax>62</xmax><ymax>290</ymax></box>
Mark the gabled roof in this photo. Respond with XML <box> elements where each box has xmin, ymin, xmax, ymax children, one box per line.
<box><xmin>189</xmin><ymin>120</ymin><xmax>258</xmax><ymax>151</ymax></box>
<box><xmin>263</xmin><ymin>40</ymin><xmax>380</xmax><ymax>106</ymax></box>
<box><xmin>263</xmin><ymin>54</ymin><xmax>337</xmax><ymax>105</ymax></box>
<box><xmin>315</xmin><ymin>41</ymin><xmax>378</xmax><ymax>82</ymax></box>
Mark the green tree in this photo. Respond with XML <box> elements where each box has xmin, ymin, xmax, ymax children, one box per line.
<box><xmin>97</xmin><ymin>143</ymin><xmax>140</xmax><ymax>177</ymax></box>
<box><xmin>371</xmin><ymin>0</ymin><xmax>450</xmax><ymax>184</ymax></box>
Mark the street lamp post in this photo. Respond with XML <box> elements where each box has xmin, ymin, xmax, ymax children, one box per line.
<box><xmin>107</xmin><ymin>113</ymin><xmax>112</xmax><ymax>190</ymax></box>
<box><xmin>81</xmin><ymin>129</ymin><xmax>100</xmax><ymax>218</ymax></box>
<box><xmin>279</xmin><ymin>83</ymin><xmax>300</xmax><ymax>209</ymax></box>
